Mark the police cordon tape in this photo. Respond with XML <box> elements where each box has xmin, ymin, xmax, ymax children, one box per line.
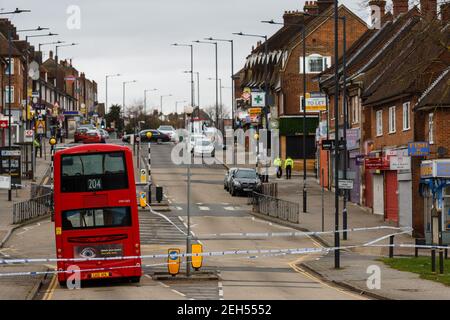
<box><xmin>0</xmin><ymin>227</ymin><xmax>431</xmax><ymax>267</ymax></box>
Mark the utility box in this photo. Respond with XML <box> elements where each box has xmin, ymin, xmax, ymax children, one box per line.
<box><xmin>156</xmin><ymin>186</ymin><xmax>163</xmax><ymax>203</ymax></box>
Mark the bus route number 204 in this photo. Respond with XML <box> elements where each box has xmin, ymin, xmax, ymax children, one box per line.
<box><xmin>87</xmin><ymin>178</ymin><xmax>102</xmax><ymax>191</ymax></box>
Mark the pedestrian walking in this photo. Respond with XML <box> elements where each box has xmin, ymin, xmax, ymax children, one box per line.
<box><xmin>285</xmin><ymin>156</ymin><xmax>294</xmax><ymax>180</ymax></box>
<box><xmin>274</xmin><ymin>157</ymin><xmax>283</xmax><ymax>178</ymax></box>
<box><xmin>33</xmin><ymin>136</ymin><xmax>41</xmax><ymax>159</ymax></box>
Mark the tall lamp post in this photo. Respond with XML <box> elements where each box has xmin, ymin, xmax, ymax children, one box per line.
<box><xmin>144</xmin><ymin>88</ymin><xmax>157</xmax><ymax>116</ymax></box>
<box><xmin>207</xmin><ymin>77</ymin><xmax>223</xmax><ymax>113</ymax></box>
<box><xmin>3</xmin><ymin>8</ymin><xmax>31</xmax><ymax>201</ymax></box>
<box><xmin>183</xmin><ymin>71</ymin><xmax>200</xmax><ymax>108</ymax></box>
<box><xmin>172</xmin><ymin>42</ymin><xmax>194</xmax><ymax>277</ymax></box>
<box><xmin>205</xmin><ymin>37</ymin><xmax>235</xmax><ymax>130</ymax></box>
<box><xmin>261</xmin><ymin>20</ymin><xmax>307</xmax><ymax>212</ymax></box>
<box><xmin>122</xmin><ymin>80</ymin><xmax>137</xmax><ymax>129</ymax></box>
<box><xmin>106</xmin><ymin>74</ymin><xmax>121</xmax><ymax>113</ymax></box>
<box><xmin>159</xmin><ymin>94</ymin><xmax>172</xmax><ymax>118</ymax></box>
<box><xmin>193</xmin><ymin>40</ymin><xmax>219</xmax><ymax>130</ymax></box>
<box><xmin>19</xmin><ymin>31</ymin><xmax>57</xmax><ymax>130</ymax></box>
<box><xmin>175</xmin><ymin>100</ymin><xmax>187</xmax><ymax>128</ymax></box>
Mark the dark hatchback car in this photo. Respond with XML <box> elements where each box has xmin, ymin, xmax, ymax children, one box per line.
<box><xmin>229</xmin><ymin>168</ymin><xmax>262</xmax><ymax>196</ymax></box>
<box><xmin>122</xmin><ymin>130</ymin><xmax>170</xmax><ymax>143</ymax></box>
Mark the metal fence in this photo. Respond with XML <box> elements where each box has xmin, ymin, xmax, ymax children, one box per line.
<box><xmin>13</xmin><ymin>193</ymin><xmax>53</xmax><ymax>225</ymax></box>
<box><xmin>250</xmin><ymin>192</ymin><xmax>300</xmax><ymax>224</ymax></box>
<box><xmin>261</xmin><ymin>183</ymin><xmax>278</xmax><ymax>198</ymax></box>
<box><xmin>30</xmin><ymin>183</ymin><xmax>52</xmax><ymax>198</ymax></box>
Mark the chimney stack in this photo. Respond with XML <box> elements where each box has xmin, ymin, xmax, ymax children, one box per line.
<box><xmin>441</xmin><ymin>3</ymin><xmax>450</xmax><ymax>22</ymax></box>
<box><xmin>304</xmin><ymin>1</ymin><xmax>319</xmax><ymax>15</ymax></box>
<box><xmin>421</xmin><ymin>0</ymin><xmax>437</xmax><ymax>19</ymax></box>
<box><xmin>369</xmin><ymin>0</ymin><xmax>386</xmax><ymax>29</ymax></box>
<box><xmin>393</xmin><ymin>0</ymin><xmax>409</xmax><ymax>17</ymax></box>
<box><xmin>317</xmin><ymin>0</ymin><xmax>333</xmax><ymax>13</ymax></box>
<box><xmin>49</xmin><ymin>50</ymin><xmax>54</xmax><ymax>59</ymax></box>
<box><xmin>283</xmin><ymin>10</ymin><xmax>304</xmax><ymax>26</ymax></box>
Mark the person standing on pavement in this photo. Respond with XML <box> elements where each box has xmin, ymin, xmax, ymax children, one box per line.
<box><xmin>274</xmin><ymin>157</ymin><xmax>283</xmax><ymax>178</ymax></box>
<box><xmin>285</xmin><ymin>156</ymin><xmax>294</xmax><ymax>180</ymax></box>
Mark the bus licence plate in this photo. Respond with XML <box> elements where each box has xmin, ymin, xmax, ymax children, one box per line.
<box><xmin>90</xmin><ymin>272</ymin><xmax>111</xmax><ymax>279</ymax></box>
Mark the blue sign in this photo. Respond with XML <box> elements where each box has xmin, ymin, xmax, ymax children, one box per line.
<box><xmin>436</xmin><ymin>162</ymin><xmax>450</xmax><ymax>178</ymax></box>
<box><xmin>408</xmin><ymin>142</ymin><xmax>430</xmax><ymax>156</ymax></box>
<box><xmin>169</xmin><ymin>250</ymin><xmax>179</xmax><ymax>260</ymax></box>
<box><xmin>63</xmin><ymin>111</ymin><xmax>80</xmax><ymax>116</ymax></box>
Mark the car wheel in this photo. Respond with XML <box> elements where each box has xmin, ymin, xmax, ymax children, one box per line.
<box><xmin>231</xmin><ymin>187</ymin><xmax>236</xmax><ymax>197</ymax></box>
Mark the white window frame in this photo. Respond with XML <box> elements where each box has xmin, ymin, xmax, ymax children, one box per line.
<box><xmin>402</xmin><ymin>102</ymin><xmax>410</xmax><ymax>131</ymax></box>
<box><xmin>5</xmin><ymin>58</ymin><xmax>14</xmax><ymax>75</ymax></box>
<box><xmin>429</xmin><ymin>113</ymin><xmax>434</xmax><ymax>145</ymax></box>
<box><xmin>389</xmin><ymin>106</ymin><xmax>396</xmax><ymax>134</ymax></box>
<box><xmin>351</xmin><ymin>96</ymin><xmax>360</xmax><ymax>124</ymax></box>
<box><xmin>5</xmin><ymin>86</ymin><xmax>14</xmax><ymax>104</ymax></box>
<box><xmin>376</xmin><ymin>110</ymin><xmax>383</xmax><ymax>136</ymax></box>
<box><xmin>300</xmin><ymin>54</ymin><xmax>332</xmax><ymax>74</ymax></box>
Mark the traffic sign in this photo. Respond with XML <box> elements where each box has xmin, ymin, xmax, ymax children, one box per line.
<box><xmin>24</xmin><ymin>130</ymin><xmax>34</xmax><ymax>143</ymax></box>
<box><xmin>0</xmin><ymin>120</ymin><xmax>8</xmax><ymax>129</ymax></box>
<box><xmin>321</xmin><ymin>139</ymin><xmax>334</xmax><ymax>151</ymax></box>
<box><xmin>140</xmin><ymin>169</ymin><xmax>147</xmax><ymax>184</ymax></box>
<box><xmin>167</xmin><ymin>248</ymin><xmax>181</xmax><ymax>276</ymax></box>
<box><xmin>191</xmin><ymin>244</ymin><xmax>203</xmax><ymax>271</ymax></box>
<box><xmin>252</xmin><ymin>92</ymin><xmax>265</xmax><ymax>107</ymax></box>
<box><xmin>338</xmin><ymin>179</ymin><xmax>354</xmax><ymax>190</ymax></box>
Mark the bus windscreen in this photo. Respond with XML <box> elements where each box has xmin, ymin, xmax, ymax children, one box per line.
<box><xmin>62</xmin><ymin>207</ymin><xmax>131</xmax><ymax>230</ymax></box>
<box><xmin>61</xmin><ymin>152</ymin><xmax>128</xmax><ymax>192</ymax></box>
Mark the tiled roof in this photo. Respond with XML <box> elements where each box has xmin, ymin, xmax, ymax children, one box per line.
<box><xmin>415</xmin><ymin>67</ymin><xmax>450</xmax><ymax>109</ymax></box>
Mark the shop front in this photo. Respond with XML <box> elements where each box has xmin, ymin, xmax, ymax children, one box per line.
<box><xmin>420</xmin><ymin>159</ymin><xmax>450</xmax><ymax>245</ymax></box>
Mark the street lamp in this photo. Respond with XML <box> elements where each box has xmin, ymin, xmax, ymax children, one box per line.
<box><xmin>262</xmin><ymin>20</ymin><xmax>307</xmax><ymax>211</ymax></box>
<box><xmin>17</xmin><ymin>31</ymin><xmax>57</xmax><ymax>130</ymax></box>
<box><xmin>105</xmin><ymin>74</ymin><xmax>121</xmax><ymax>113</ymax></box>
<box><xmin>55</xmin><ymin>43</ymin><xmax>78</xmax><ymax>116</ymax></box>
<box><xmin>144</xmin><ymin>89</ymin><xmax>158</xmax><ymax>115</ymax></box>
<box><xmin>183</xmin><ymin>71</ymin><xmax>200</xmax><ymax>108</ymax></box>
<box><xmin>159</xmin><ymin>94</ymin><xmax>172</xmax><ymax>117</ymax></box>
<box><xmin>172</xmin><ymin>42</ymin><xmax>194</xmax><ymax>277</ymax></box>
<box><xmin>233</xmin><ymin>32</ymin><xmax>269</xmax><ymax>133</ymax></box>
<box><xmin>3</xmin><ymin>8</ymin><xmax>31</xmax><ymax>201</ymax></box>
<box><xmin>38</xmin><ymin>40</ymin><xmax>64</xmax><ymax>53</ymax></box>
<box><xmin>205</xmin><ymin>37</ymin><xmax>235</xmax><ymax>131</ymax></box>
<box><xmin>122</xmin><ymin>80</ymin><xmax>137</xmax><ymax>124</ymax></box>
<box><xmin>193</xmin><ymin>40</ymin><xmax>219</xmax><ymax>130</ymax></box>
<box><xmin>207</xmin><ymin>77</ymin><xmax>223</xmax><ymax>114</ymax></box>
<box><xmin>175</xmin><ymin>100</ymin><xmax>187</xmax><ymax>115</ymax></box>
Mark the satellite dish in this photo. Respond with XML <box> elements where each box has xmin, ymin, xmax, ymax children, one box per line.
<box><xmin>437</xmin><ymin>146</ymin><xmax>448</xmax><ymax>157</ymax></box>
<box><xmin>28</xmin><ymin>61</ymin><xmax>40</xmax><ymax>80</ymax></box>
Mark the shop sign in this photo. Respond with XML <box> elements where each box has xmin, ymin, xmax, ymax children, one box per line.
<box><xmin>408</xmin><ymin>142</ymin><xmax>430</xmax><ymax>156</ymax></box>
<box><xmin>364</xmin><ymin>157</ymin><xmax>389</xmax><ymax>170</ymax></box>
<box><xmin>390</xmin><ymin>156</ymin><xmax>411</xmax><ymax>171</ymax></box>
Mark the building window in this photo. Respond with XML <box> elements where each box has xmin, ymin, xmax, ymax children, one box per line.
<box><xmin>429</xmin><ymin>113</ymin><xmax>434</xmax><ymax>145</ymax></box>
<box><xmin>351</xmin><ymin>96</ymin><xmax>360</xmax><ymax>124</ymax></box>
<box><xmin>300</xmin><ymin>54</ymin><xmax>331</xmax><ymax>74</ymax></box>
<box><xmin>5</xmin><ymin>86</ymin><xmax>14</xmax><ymax>104</ymax></box>
<box><xmin>5</xmin><ymin>58</ymin><xmax>14</xmax><ymax>75</ymax></box>
<box><xmin>389</xmin><ymin>106</ymin><xmax>396</xmax><ymax>134</ymax></box>
<box><xmin>376</xmin><ymin>110</ymin><xmax>383</xmax><ymax>136</ymax></box>
<box><xmin>403</xmin><ymin>102</ymin><xmax>410</xmax><ymax>130</ymax></box>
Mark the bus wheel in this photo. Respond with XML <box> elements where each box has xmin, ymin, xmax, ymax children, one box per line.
<box><xmin>58</xmin><ymin>280</ymin><xmax>66</xmax><ymax>287</ymax></box>
<box><xmin>130</xmin><ymin>277</ymin><xmax>141</xmax><ymax>283</ymax></box>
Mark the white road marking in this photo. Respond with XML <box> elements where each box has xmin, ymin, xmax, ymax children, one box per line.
<box><xmin>199</xmin><ymin>206</ymin><xmax>210</xmax><ymax>211</ymax></box>
<box><xmin>171</xmin><ymin>289</ymin><xmax>186</xmax><ymax>297</ymax></box>
<box><xmin>224</xmin><ymin>206</ymin><xmax>235</xmax><ymax>211</ymax></box>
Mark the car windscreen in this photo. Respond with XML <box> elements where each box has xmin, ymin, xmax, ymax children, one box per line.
<box><xmin>61</xmin><ymin>151</ymin><xmax>128</xmax><ymax>192</ymax></box>
<box><xmin>235</xmin><ymin>170</ymin><xmax>257</xmax><ymax>179</ymax></box>
<box><xmin>62</xmin><ymin>206</ymin><xmax>131</xmax><ymax>230</ymax></box>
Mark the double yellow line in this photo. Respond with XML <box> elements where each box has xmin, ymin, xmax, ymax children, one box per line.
<box><xmin>42</xmin><ymin>273</ymin><xmax>58</xmax><ymax>300</ymax></box>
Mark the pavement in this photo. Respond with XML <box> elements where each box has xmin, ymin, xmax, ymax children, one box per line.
<box><xmin>216</xmin><ymin>147</ymin><xmax>450</xmax><ymax>300</ymax></box>
<box><xmin>0</xmin><ymin>141</ymin><xmax>52</xmax><ymax>300</ymax></box>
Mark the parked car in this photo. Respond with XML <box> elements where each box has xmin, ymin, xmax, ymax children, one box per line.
<box><xmin>99</xmin><ymin>128</ymin><xmax>110</xmax><ymax>140</ymax></box>
<box><xmin>55</xmin><ymin>143</ymin><xmax>78</xmax><ymax>152</ymax></box>
<box><xmin>224</xmin><ymin>167</ymin><xmax>238</xmax><ymax>191</ymax></box>
<box><xmin>157</xmin><ymin>125</ymin><xmax>178</xmax><ymax>142</ymax></box>
<box><xmin>229</xmin><ymin>168</ymin><xmax>262</xmax><ymax>196</ymax></box>
<box><xmin>74</xmin><ymin>127</ymin><xmax>89</xmax><ymax>143</ymax></box>
<box><xmin>139</xmin><ymin>130</ymin><xmax>171</xmax><ymax>143</ymax></box>
<box><xmin>187</xmin><ymin>134</ymin><xmax>206</xmax><ymax>153</ymax></box>
<box><xmin>193</xmin><ymin>138</ymin><xmax>215</xmax><ymax>157</ymax></box>
<box><xmin>83</xmin><ymin>130</ymin><xmax>105</xmax><ymax>144</ymax></box>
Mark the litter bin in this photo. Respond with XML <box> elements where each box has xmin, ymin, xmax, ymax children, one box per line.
<box><xmin>156</xmin><ymin>186</ymin><xmax>163</xmax><ymax>203</ymax></box>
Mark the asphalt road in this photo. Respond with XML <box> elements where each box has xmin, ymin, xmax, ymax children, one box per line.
<box><xmin>2</xmin><ymin>140</ymin><xmax>365</xmax><ymax>300</ymax></box>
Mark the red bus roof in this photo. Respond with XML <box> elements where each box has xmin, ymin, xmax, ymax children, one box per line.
<box><xmin>56</xmin><ymin>144</ymin><xmax>130</xmax><ymax>156</ymax></box>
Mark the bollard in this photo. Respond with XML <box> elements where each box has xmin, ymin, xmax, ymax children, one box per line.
<box><xmin>148</xmin><ymin>183</ymin><xmax>152</xmax><ymax>205</ymax></box>
<box><xmin>156</xmin><ymin>186</ymin><xmax>163</xmax><ymax>203</ymax></box>
<box><xmin>431</xmin><ymin>249</ymin><xmax>436</xmax><ymax>273</ymax></box>
<box><xmin>389</xmin><ymin>235</ymin><xmax>394</xmax><ymax>258</ymax></box>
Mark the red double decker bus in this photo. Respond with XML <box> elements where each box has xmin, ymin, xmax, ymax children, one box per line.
<box><xmin>53</xmin><ymin>144</ymin><xmax>142</xmax><ymax>286</ymax></box>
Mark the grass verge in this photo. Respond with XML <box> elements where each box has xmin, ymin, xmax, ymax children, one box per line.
<box><xmin>381</xmin><ymin>256</ymin><xmax>450</xmax><ymax>286</ymax></box>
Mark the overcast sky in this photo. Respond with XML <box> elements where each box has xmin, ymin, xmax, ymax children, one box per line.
<box><xmin>5</xmin><ymin>0</ymin><xmax>370</xmax><ymax>115</ymax></box>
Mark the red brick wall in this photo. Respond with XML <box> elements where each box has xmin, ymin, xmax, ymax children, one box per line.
<box><xmin>281</xmin><ymin>8</ymin><xmax>368</xmax><ymax>116</ymax></box>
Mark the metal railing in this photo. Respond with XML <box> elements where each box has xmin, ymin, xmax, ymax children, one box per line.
<box><xmin>30</xmin><ymin>183</ymin><xmax>52</xmax><ymax>198</ymax></box>
<box><xmin>261</xmin><ymin>182</ymin><xmax>278</xmax><ymax>198</ymax></box>
<box><xmin>13</xmin><ymin>193</ymin><xmax>53</xmax><ymax>225</ymax></box>
<box><xmin>250</xmin><ymin>192</ymin><xmax>300</xmax><ymax>224</ymax></box>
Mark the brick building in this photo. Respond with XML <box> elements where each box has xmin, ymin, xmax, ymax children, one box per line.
<box><xmin>236</xmin><ymin>0</ymin><xmax>367</xmax><ymax>170</ymax></box>
<box><xmin>320</xmin><ymin>0</ymin><xmax>449</xmax><ymax>236</ymax></box>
